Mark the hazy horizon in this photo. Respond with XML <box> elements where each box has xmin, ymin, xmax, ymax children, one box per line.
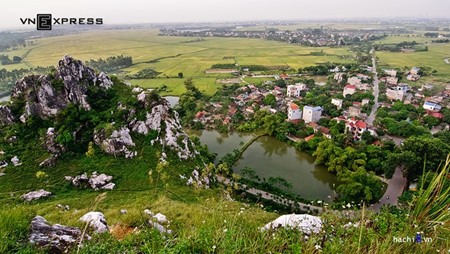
<box><xmin>1</xmin><ymin>0</ymin><xmax>450</xmax><ymax>29</ymax></box>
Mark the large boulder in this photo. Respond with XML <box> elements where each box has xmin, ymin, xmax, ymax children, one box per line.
<box><xmin>21</xmin><ymin>189</ymin><xmax>52</xmax><ymax>201</ymax></box>
<box><xmin>29</xmin><ymin>216</ymin><xmax>87</xmax><ymax>253</ymax></box>
<box><xmin>79</xmin><ymin>212</ymin><xmax>109</xmax><ymax>233</ymax></box>
<box><xmin>261</xmin><ymin>214</ymin><xmax>322</xmax><ymax>235</ymax></box>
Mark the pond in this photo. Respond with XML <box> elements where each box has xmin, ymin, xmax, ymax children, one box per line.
<box><xmin>190</xmin><ymin>130</ymin><xmax>338</xmax><ymax>200</ymax></box>
<box><xmin>0</xmin><ymin>95</ymin><xmax>10</xmax><ymax>102</ymax></box>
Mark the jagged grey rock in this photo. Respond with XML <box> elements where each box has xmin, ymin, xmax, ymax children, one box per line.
<box><xmin>66</xmin><ymin>172</ymin><xmax>115</xmax><ymax>190</ymax></box>
<box><xmin>0</xmin><ymin>105</ymin><xmax>15</xmax><ymax>125</ymax></box>
<box><xmin>261</xmin><ymin>214</ymin><xmax>322</xmax><ymax>235</ymax></box>
<box><xmin>94</xmin><ymin>127</ymin><xmax>137</xmax><ymax>158</ymax></box>
<box><xmin>79</xmin><ymin>212</ymin><xmax>109</xmax><ymax>233</ymax></box>
<box><xmin>21</xmin><ymin>189</ymin><xmax>52</xmax><ymax>201</ymax></box>
<box><xmin>29</xmin><ymin>215</ymin><xmax>87</xmax><ymax>252</ymax></box>
<box><xmin>152</xmin><ymin>213</ymin><xmax>168</xmax><ymax>224</ymax></box>
<box><xmin>11</xmin><ymin>55</ymin><xmax>112</xmax><ymax>122</ymax></box>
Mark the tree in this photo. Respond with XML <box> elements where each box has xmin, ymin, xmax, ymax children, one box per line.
<box><xmin>177</xmin><ymin>72</ymin><xmax>183</xmax><ymax>78</ymax></box>
<box><xmin>263</xmin><ymin>94</ymin><xmax>276</xmax><ymax>107</ymax></box>
<box><xmin>337</xmin><ymin>168</ymin><xmax>384</xmax><ymax>203</ymax></box>
<box><xmin>86</xmin><ymin>141</ymin><xmax>95</xmax><ymax>158</ymax></box>
<box><xmin>361</xmin><ymin>131</ymin><xmax>376</xmax><ymax>144</ymax></box>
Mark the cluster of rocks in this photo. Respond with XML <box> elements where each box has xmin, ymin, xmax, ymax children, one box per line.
<box><xmin>65</xmin><ymin>172</ymin><xmax>115</xmax><ymax>190</ymax></box>
<box><xmin>144</xmin><ymin>209</ymin><xmax>172</xmax><ymax>234</ymax></box>
<box><xmin>186</xmin><ymin>169</ymin><xmax>211</xmax><ymax>188</ymax></box>
<box><xmin>30</xmin><ymin>209</ymin><xmax>171</xmax><ymax>252</ymax></box>
<box><xmin>21</xmin><ymin>189</ymin><xmax>52</xmax><ymax>201</ymax></box>
<box><xmin>93</xmin><ymin>127</ymin><xmax>137</xmax><ymax>159</ymax></box>
<box><xmin>261</xmin><ymin>214</ymin><xmax>323</xmax><ymax>235</ymax></box>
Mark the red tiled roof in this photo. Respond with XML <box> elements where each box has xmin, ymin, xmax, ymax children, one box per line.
<box><xmin>195</xmin><ymin>111</ymin><xmax>205</xmax><ymax>119</ymax></box>
<box><xmin>304</xmin><ymin>134</ymin><xmax>315</xmax><ymax>142</ymax></box>
<box><xmin>290</xmin><ymin>103</ymin><xmax>299</xmax><ymax>110</ymax></box>
<box><xmin>345</xmin><ymin>84</ymin><xmax>357</xmax><ymax>89</ymax></box>
<box><xmin>320</xmin><ymin>127</ymin><xmax>330</xmax><ymax>134</ymax></box>
<box><xmin>355</xmin><ymin>121</ymin><xmax>367</xmax><ymax>129</ymax></box>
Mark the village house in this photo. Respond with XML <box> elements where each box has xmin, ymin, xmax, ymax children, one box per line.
<box><xmin>343</xmin><ymin>84</ymin><xmax>356</xmax><ymax>97</ymax></box>
<box><xmin>356</xmin><ymin>74</ymin><xmax>370</xmax><ymax>81</ymax></box>
<box><xmin>303</xmin><ymin>105</ymin><xmax>322</xmax><ymax>123</ymax></box>
<box><xmin>348</xmin><ymin>106</ymin><xmax>362</xmax><ymax>118</ymax></box>
<box><xmin>287</xmin><ymin>102</ymin><xmax>302</xmax><ymax>122</ymax></box>
<box><xmin>386</xmin><ymin>84</ymin><xmax>409</xmax><ymax>101</ymax></box>
<box><xmin>331</xmin><ymin>98</ymin><xmax>343</xmax><ymax>109</ymax></box>
<box><xmin>384</xmin><ymin>69</ymin><xmax>397</xmax><ymax>77</ymax></box>
<box><xmin>362</xmin><ymin>98</ymin><xmax>370</xmax><ymax>106</ymax></box>
<box><xmin>334</xmin><ymin>73</ymin><xmax>345</xmax><ymax>82</ymax></box>
<box><xmin>407</xmin><ymin>74</ymin><xmax>420</xmax><ymax>81</ymax></box>
<box><xmin>410</xmin><ymin>67</ymin><xmax>421</xmax><ymax>75</ymax></box>
<box><xmin>347</xmin><ymin>77</ymin><xmax>362</xmax><ymax>86</ymax></box>
<box><xmin>386</xmin><ymin>76</ymin><xmax>399</xmax><ymax>85</ymax></box>
<box><xmin>345</xmin><ymin>118</ymin><xmax>367</xmax><ymax>141</ymax></box>
<box><xmin>287</xmin><ymin>83</ymin><xmax>307</xmax><ymax>98</ymax></box>
<box><xmin>423</xmin><ymin>101</ymin><xmax>442</xmax><ymax>111</ymax></box>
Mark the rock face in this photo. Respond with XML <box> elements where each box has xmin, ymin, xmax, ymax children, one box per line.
<box><xmin>11</xmin><ymin>55</ymin><xmax>113</xmax><ymax>122</ymax></box>
<box><xmin>94</xmin><ymin>127</ymin><xmax>137</xmax><ymax>158</ymax></box>
<box><xmin>0</xmin><ymin>105</ymin><xmax>15</xmax><ymax>125</ymax></box>
<box><xmin>29</xmin><ymin>216</ymin><xmax>87</xmax><ymax>253</ymax></box>
<box><xmin>21</xmin><ymin>189</ymin><xmax>52</xmax><ymax>201</ymax></box>
<box><xmin>128</xmin><ymin>97</ymin><xmax>199</xmax><ymax>160</ymax></box>
<box><xmin>261</xmin><ymin>214</ymin><xmax>322</xmax><ymax>235</ymax></box>
<box><xmin>3</xmin><ymin>55</ymin><xmax>199</xmax><ymax>162</ymax></box>
<box><xmin>79</xmin><ymin>212</ymin><xmax>109</xmax><ymax>233</ymax></box>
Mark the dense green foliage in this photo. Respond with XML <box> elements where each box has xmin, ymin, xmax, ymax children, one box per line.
<box><xmin>85</xmin><ymin>55</ymin><xmax>133</xmax><ymax>72</ymax></box>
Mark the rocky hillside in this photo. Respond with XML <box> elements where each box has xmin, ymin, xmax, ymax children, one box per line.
<box><xmin>0</xmin><ymin>55</ymin><xmax>198</xmax><ymax>165</ymax></box>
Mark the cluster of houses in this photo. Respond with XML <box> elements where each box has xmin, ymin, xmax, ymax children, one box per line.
<box><xmin>381</xmin><ymin>68</ymin><xmax>449</xmax><ymax>121</ymax></box>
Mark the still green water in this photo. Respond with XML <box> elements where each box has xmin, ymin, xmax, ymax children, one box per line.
<box><xmin>190</xmin><ymin>130</ymin><xmax>338</xmax><ymax>200</ymax></box>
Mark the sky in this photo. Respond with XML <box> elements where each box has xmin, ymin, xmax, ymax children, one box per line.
<box><xmin>1</xmin><ymin>0</ymin><xmax>449</xmax><ymax>29</ymax></box>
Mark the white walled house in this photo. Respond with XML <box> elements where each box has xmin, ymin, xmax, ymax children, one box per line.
<box><xmin>331</xmin><ymin>98</ymin><xmax>343</xmax><ymax>109</ymax></box>
<box><xmin>343</xmin><ymin>85</ymin><xmax>356</xmax><ymax>97</ymax></box>
<box><xmin>302</xmin><ymin>106</ymin><xmax>322</xmax><ymax>123</ymax></box>
<box><xmin>288</xmin><ymin>103</ymin><xmax>302</xmax><ymax>121</ymax></box>
<box><xmin>287</xmin><ymin>83</ymin><xmax>307</xmax><ymax>98</ymax></box>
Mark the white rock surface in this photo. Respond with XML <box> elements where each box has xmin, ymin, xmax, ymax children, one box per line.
<box><xmin>261</xmin><ymin>214</ymin><xmax>322</xmax><ymax>235</ymax></box>
<box><xmin>79</xmin><ymin>212</ymin><xmax>109</xmax><ymax>233</ymax></box>
<box><xmin>148</xmin><ymin>221</ymin><xmax>172</xmax><ymax>234</ymax></box>
<box><xmin>21</xmin><ymin>189</ymin><xmax>52</xmax><ymax>201</ymax></box>
<box><xmin>152</xmin><ymin>213</ymin><xmax>168</xmax><ymax>224</ymax></box>
<box><xmin>11</xmin><ymin>156</ymin><xmax>22</xmax><ymax>166</ymax></box>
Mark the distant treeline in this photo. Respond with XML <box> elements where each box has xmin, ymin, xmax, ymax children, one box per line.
<box><xmin>374</xmin><ymin>41</ymin><xmax>427</xmax><ymax>52</ymax></box>
<box><xmin>85</xmin><ymin>55</ymin><xmax>132</xmax><ymax>72</ymax></box>
<box><xmin>298</xmin><ymin>62</ymin><xmax>364</xmax><ymax>75</ymax></box>
<box><xmin>211</xmin><ymin>63</ymin><xmax>236</xmax><ymax>69</ymax></box>
<box><xmin>125</xmin><ymin>68</ymin><xmax>161</xmax><ymax>79</ymax></box>
<box><xmin>432</xmin><ymin>39</ymin><xmax>450</xmax><ymax>43</ymax></box>
<box><xmin>0</xmin><ymin>54</ymin><xmax>22</xmax><ymax>65</ymax></box>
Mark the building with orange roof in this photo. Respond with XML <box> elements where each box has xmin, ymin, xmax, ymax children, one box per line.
<box><xmin>287</xmin><ymin>102</ymin><xmax>302</xmax><ymax>122</ymax></box>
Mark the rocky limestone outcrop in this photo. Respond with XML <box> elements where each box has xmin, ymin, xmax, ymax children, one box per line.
<box><xmin>79</xmin><ymin>212</ymin><xmax>109</xmax><ymax>233</ymax></box>
<box><xmin>128</xmin><ymin>95</ymin><xmax>199</xmax><ymax>160</ymax></box>
<box><xmin>186</xmin><ymin>169</ymin><xmax>211</xmax><ymax>188</ymax></box>
<box><xmin>94</xmin><ymin>127</ymin><xmax>137</xmax><ymax>158</ymax></box>
<box><xmin>43</xmin><ymin>127</ymin><xmax>66</xmax><ymax>155</ymax></box>
<box><xmin>65</xmin><ymin>172</ymin><xmax>115</xmax><ymax>190</ymax></box>
<box><xmin>21</xmin><ymin>189</ymin><xmax>52</xmax><ymax>201</ymax></box>
<box><xmin>0</xmin><ymin>105</ymin><xmax>15</xmax><ymax>125</ymax></box>
<box><xmin>11</xmin><ymin>55</ymin><xmax>113</xmax><ymax>122</ymax></box>
<box><xmin>29</xmin><ymin>216</ymin><xmax>88</xmax><ymax>253</ymax></box>
<box><xmin>261</xmin><ymin>214</ymin><xmax>322</xmax><ymax>235</ymax></box>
